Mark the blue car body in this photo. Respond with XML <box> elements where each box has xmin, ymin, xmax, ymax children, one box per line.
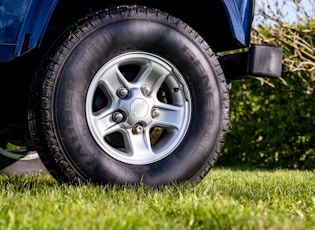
<box><xmin>0</xmin><ymin>0</ymin><xmax>58</xmax><ymax>61</ymax></box>
<box><xmin>0</xmin><ymin>0</ymin><xmax>254</xmax><ymax>62</ymax></box>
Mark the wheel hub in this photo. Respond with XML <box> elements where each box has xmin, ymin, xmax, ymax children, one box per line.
<box><xmin>118</xmin><ymin>87</ymin><xmax>155</xmax><ymax>127</ymax></box>
<box><xmin>130</xmin><ymin>98</ymin><xmax>149</xmax><ymax>118</ymax></box>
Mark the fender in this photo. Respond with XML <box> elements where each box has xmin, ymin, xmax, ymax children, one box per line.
<box><xmin>0</xmin><ymin>0</ymin><xmax>255</xmax><ymax>62</ymax></box>
<box><xmin>0</xmin><ymin>0</ymin><xmax>58</xmax><ymax>61</ymax></box>
<box><xmin>222</xmin><ymin>0</ymin><xmax>254</xmax><ymax>46</ymax></box>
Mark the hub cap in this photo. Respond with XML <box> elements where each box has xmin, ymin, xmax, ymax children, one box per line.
<box><xmin>86</xmin><ymin>52</ymin><xmax>191</xmax><ymax>165</ymax></box>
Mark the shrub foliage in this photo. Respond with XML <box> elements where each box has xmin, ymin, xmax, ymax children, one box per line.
<box><xmin>219</xmin><ymin>0</ymin><xmax>315</xmax><ymax>169</ymax></box>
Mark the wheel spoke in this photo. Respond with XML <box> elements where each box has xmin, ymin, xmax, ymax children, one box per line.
<box><xmin>91</xmin><ymin>108</ymin><xmax>121</xmax><ymax>137</ymax></box>
<box><xmin>152</xmin><ymin>102</ymin><xmax>186</xmax><ymax>129</ymax></box>
<box><xmin>136</xmin><ymin>61</ymin><xmax>169</xmax><ymax>91</ymax></box>
<box><xmin>123</xmin><ymin>129</ymin><xmax>154</xmax><ymax>157</ymax></box>
<box><xmin>99</xmin><ymin>64</ymin><xmax>131</xmax><ymax>99</ymax></box>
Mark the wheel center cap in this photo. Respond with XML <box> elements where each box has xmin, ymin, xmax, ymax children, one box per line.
<box><xmin>130</xmin><ymin>99</ymin><xmax>149</xmax><ymax>118</ymax></box>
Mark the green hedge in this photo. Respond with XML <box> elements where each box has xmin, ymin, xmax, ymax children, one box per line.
<box><xmin>218</xmin><ymin>77</ymin><xmax>315</xmax><ymax>169</ymax></box>
<box><xmin>218</xmin><ymin>6</ymin><xmax>315</xmax><ymax>169</ymax></box>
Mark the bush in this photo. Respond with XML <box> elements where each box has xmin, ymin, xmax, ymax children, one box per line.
<box><xmin>218</xmin><ymin>0</ymin><xmax>315</xmax><ymax>169</ymax></box>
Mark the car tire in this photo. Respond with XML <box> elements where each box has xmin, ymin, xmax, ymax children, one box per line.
<box><xmin>28</xmin><ymin>6</ymin><xmax>229</xmax><ymax>186</ymax></box>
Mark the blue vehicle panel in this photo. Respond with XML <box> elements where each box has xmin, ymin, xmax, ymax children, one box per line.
<box><xmin>0</xmin><ymin>0</ymin><xmax>29</xmax><ymax>43</ymax></box>
<box><xmin>0</xmin><ymin>0</ymin><xmax>57</xmax><ymax>61</ymax></box>
<box><xmin>0</xmin><ymin>0</ymin><xmax>253</xmax><ymax>62</ymax></box>
<box><xmin>223</xmin><ymin>0</ymin><xmax>254</xmax><ymax>45</ymax></box>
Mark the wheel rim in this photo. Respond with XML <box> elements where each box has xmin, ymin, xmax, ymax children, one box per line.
<box><xmin>86</xmin><ymin>52</ymin><xmax>191</xmax><ymax>165</ymax></box>
<box><xmin>0</xmin><ymin>147</ymin><xmax>39</xmax><ymax>160</ymax></box>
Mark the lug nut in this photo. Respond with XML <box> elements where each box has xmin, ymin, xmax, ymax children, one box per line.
<box><xmin>112</xmin><ymin>112</ymin><xmax>124</xmax><ymax>123</ymax></box>
<box><xmin>151</xmin><ymin>108</ymin><xmax>160</xmax><ymax>119</ymax></box>
<box><xmin>117</xmin><ymin>87</ymin><xmax>128</xmax><ymax>98</ymax></box>
<box><xmin>140</xmin><ymin>85</ymin><xmax>151</xmax><ymax>96</ymax></box>
<box><xmin>133</xmin><ymin>124</ymin><xmax>144</xmax><ymax>134</ymax></box>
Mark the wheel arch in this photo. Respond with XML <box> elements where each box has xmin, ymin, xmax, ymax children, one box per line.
<box><xmin>0</xmin><ymin>0</ymin><xmax>253</xmax><ymax>61</ymax></box>
<box><xmin>43</xmin><ymin>0</ymin><xmax>251</xmax><ymax>53</ymax></box>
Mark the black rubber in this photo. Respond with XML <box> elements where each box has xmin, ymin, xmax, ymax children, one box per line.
<box><xmin>28</xmin><ymin>6</ymin><xmax>230</xmax><ymax>186</ymax></box>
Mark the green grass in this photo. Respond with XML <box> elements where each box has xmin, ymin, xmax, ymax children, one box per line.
<box><xmin>0</xmin><ymin>167</ymin><xmax>314</xmax><ymax>230</ymax></box>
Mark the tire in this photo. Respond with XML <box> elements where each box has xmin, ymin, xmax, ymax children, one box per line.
<box><xmin>28</xmin><ymin>6</ymin><xmax>229</xmax><ymax>186</ymax></box>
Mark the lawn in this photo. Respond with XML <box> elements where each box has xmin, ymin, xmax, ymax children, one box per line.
<box><xmin>0</xmin><ymin>167</ymin><xmax>314</xmax><ymax>230</ymax></box>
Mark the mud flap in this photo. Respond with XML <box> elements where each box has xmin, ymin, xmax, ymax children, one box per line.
<box><xmin>247</xmin><ymin>44</ymin><xmax>283</xmax><ymax>78</ymax></box>
<box><xmin>218</xmin><ymin>44</ymin><xmax>283</xmax><ymax>80</ymax></box>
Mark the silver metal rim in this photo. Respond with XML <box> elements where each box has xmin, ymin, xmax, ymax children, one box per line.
<box><xmin>86</xmin><ymin>52</ymin><xmax>191</xmax><ymax>165</ymax></box>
